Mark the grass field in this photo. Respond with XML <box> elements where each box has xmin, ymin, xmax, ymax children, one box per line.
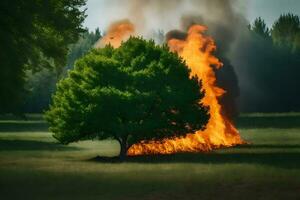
<box><xmin>0</xmin><ymin>113</ymin><xmax>300</xmax><ymax>200</ymax></box>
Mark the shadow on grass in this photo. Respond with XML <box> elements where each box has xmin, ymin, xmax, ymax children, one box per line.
<box><xmin>0</xmin><ymin>121</ymin><xmax>48</xmax><ymax>132</ymax></box>
<box><xmin>236</xmin><ymin>114</ymin><xmax>300</xmax><ymax>129</ymax></box>
<box><xmin>89</xmin><ymin>145</ymin><xmax>300</xmax><ymax>169</ymax></box>
<box><xmin>0</xmin><ymin>139</ymin><xmax>79</xmax><ymax>151</ymax></box>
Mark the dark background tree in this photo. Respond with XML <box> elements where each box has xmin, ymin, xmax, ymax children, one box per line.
<box><xmin>22</xmin><ymin>29</ymin><xmax>102</xmax><ymax>113</ymax></box>
<box><xmin>66</xmin><ymin>28</ymin><xmax>102</xmax><ymax>69</ymax></box>
<box><xmin>250</xmin><ymin>17</ymin><xmax>270</xmax><ymax>39</ymax></box>
<box><xmin>0</xmin><ymin>0</ymin><xmax>86</xmax><ymax>113</ymax></box>
<box><xmin>271</xmin><ymin>14</ymin><xmax>300</xmax><ymax>52</ymax></box>
<box><xmin>23</xmin><ymin>69</ymin><xmax>57</xmax><ymax>114</ymax></box>
<box><xmin>232</xmin><ymin>13</ymin><xmax>300</xmax><ymax>112</ymax></box>
<box><xmin>45</xmin><ymin>38</ymin><xmax>209</xmax><ymax>159</ymax></box>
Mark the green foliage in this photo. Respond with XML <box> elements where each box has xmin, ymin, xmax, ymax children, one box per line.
<box><xmin>23</xmin><ymin>69</ymin><xmax>58</xmax><ymax>113</ymax></box>
<box><xmin>250</xmin><ymin>17</ymin><xmax>270</xmax><ymax>38</ymax></box>
<box><xmin>0</xmin><ymin>0</ymin><xmax>86</xmax><ymax>113</ymax></box>
<box><xmin>271</xmin><ymin>14</ymin><xmax>300</xmax><ymax>52</ymax></box>
<box><xmin>66</xmin><ymin>28</ymin><xmax>102</xmax><ymax>68</ymax></box>
<box><xmin>45</xmin><ymin>37</ymin><xmax>209</xmax><ymax>157</ymax></box>
<box><xmin>22</xmin><ymin>29</ymin><xmax>101</xmax><ymax>113</ymax></box>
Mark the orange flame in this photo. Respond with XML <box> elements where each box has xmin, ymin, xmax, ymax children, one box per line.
<box><xmin>127</xmin><ymin>25</ymin><xmax>244</xmax><ymax>155</ymax></box>
<box><xmin>95</xmin><ymin>19</ymin><xmax>135</xmax><ymax>48</ymax></box>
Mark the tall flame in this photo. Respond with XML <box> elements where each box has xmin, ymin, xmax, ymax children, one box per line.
<box><xmin>127</xmin><ymin>25</ymin><xmax>244</xmax><ymax>155</ymax></box>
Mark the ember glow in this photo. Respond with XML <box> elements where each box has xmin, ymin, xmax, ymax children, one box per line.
<box><xmin>99</xmin><ymin>21</ymin><xmax>245</xmax><ymax>155</ymax></box>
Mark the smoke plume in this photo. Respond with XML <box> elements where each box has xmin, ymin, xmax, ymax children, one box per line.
<box><xmin>96</xmin><ymin>0</ymin><xmax>250</xmax><ymax>116</ymax></box>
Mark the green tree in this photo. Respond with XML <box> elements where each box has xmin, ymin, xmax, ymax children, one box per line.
<box><xmin>271</xmin><ymin>13</ymin><xmax>300</xmax><ymax>52</ymax></box>
<box><xmin>250</xmin><ymin>17</ymin><xmax>270</xmax><ymax>38</ymax></box>
<box><xmin>45</xmin><ymin>37</ymin><xmax>209</xmax><ymax>159</ymax></box>
<box><xmin>0</xmin><ymin>0</ymin><xmax>86</xmax><ymax>113</ymax></box>
<box><xmin>23</xmin><ymin>69</ymin><xmax>57</xmax><ymax>113</ymax></box>
<box><xmin>66</xmin><ymin>28</ymin><xmax>102</xmax><ymax>68</ymax></box>
<box><xmin>23</xmin><ymin>28</ymin><xmax>101</xmax><ymax>113</ymax></box>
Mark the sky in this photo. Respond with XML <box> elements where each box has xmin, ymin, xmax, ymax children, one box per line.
<box><xmin>246</xmin><ymin>0</ymin><xmax>300</xmax><ymax>27</ymax></box>
<box><xmin>83</xmin><ymin>0</ymin><xmax>300</xmax><ymax>31</ymax></box>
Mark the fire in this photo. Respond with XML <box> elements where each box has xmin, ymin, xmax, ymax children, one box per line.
<box><xmin>98</xmin><ymin>20</ymin><xmax>244</xmax><ymax>155</ymax></box>
<box><xmin>95</xmin><ymin>19</ymin><xmax>135</xmax><ymax>48</ymax></box>
<box><xmin>127</xmin><ymin>25</ymin><xmax>244</xmax><ymax>155</ymax></box>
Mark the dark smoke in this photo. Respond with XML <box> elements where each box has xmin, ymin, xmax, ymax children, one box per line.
<box><xmin>215</xmin><ymin>57</ymin><xmax>240</xmax><ymax>118</ymax></box>
<box><xmin>99</xmin><ymin>0</ymin><xmax>253</xmax><ymax>115</ymax></box>
<box><xmin>100</xmin><ymin>0</ymin><xmax>300</xmax><ymax>113</ymax></box>
<box><xmin>163</xmin><ymin>0</ymin><xmax>247</xmax><ymax>118</ymax></box>
<box><xmin>165</xmin><ymin>30</ymin><xmax>187</xmax><ymax>41</ymax></box>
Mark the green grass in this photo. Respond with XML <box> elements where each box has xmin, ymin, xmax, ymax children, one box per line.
<box><xmin>0</xmin><ymin>114</ymin><xmax>300</xmax><ymax>200</ymax></box>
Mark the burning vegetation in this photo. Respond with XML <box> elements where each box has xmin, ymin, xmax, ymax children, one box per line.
<box><xmin>96</xmin><ymin>20</ymin><xmax>245</xmax><ymax>156</ymax></box>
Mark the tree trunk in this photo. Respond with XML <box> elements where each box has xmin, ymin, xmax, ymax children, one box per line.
<box><xmin>118</xmin><ymin>136</ymin><xmax>128</xmax><ymax>161</ymax></box>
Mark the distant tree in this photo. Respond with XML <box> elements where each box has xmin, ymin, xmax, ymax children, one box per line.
<box><xmin>45</xmin><ymin>38</ymin><xmax>209</xmax><ymax>159</ymax></box>
<box><xmin>23</xmin><ymin>69</ymin><xmax>57</xmax><ymax>113</ymax></box>
<box><xmin>0</xmin><ymin>0</ymin><xmax>86</xmax><ymax>113</ymax></box>
<box><xmin>66</xmin><ymin>28</ymin><xmax>102</xmax><ymax>68</ymax></box>
<box><xmin>293</xmin><ymin>32</ymin><xmax>300</xmax><ymax>53</ymax></box>
<box><xmin>232</xmin><ymin>14</ymin><xmax>300</xmax><ymax>112</ymax></box>
<box><xmin>250</xmin><ymin>17</ymin><xmax>270</xmax><ymax>38</ymax></box>
<box><xmin>23</xmin><ymin>28</ymin><xmax>102</xmax><ymax>113</ymax></box>
<box><xmin>271</xmin><ymin>14</ymin><xmax>300</xmax><ymax>52</ymax></box>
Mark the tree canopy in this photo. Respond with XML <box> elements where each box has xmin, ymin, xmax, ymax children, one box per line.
<box><xmin>0</xmin><ymin>0</ymin><xmax>86</xmax><ymax>113</ymax></box>
<box><xmin>45</xmin><ymin>37</ymin><xmax>209</xmax><ymax>158</ymax></box>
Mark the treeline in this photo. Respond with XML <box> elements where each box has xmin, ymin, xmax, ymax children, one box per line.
<box><xmin>232</xmin><ymin>14</ymin><xmax>300</xmax><ymax>112</ymax></box>
<box><xmin>20</xmin><ymin>13</ymin><xmax>300</xmax><ymax>113</ymax></box>
<box><xmin>23</xmin><ymin>29</ymin><xmax>102</xmax><ymax>113</ymax></box>
<box><xmin>1</xmin><ymin>1</ymin><xmax>299</xmax><ymax>114</ymax></box>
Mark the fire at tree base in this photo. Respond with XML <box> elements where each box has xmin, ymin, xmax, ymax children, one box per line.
<box><xmin>96</xmin><ymin>21</ymin><xmax>245</xmax><ymax>156</ymax></box>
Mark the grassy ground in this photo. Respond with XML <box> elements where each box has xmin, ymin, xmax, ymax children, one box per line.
<box><xmin>0</xmin><ymin>113</ymin><xmax>300</xmax><ymax>200</ymax></box>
